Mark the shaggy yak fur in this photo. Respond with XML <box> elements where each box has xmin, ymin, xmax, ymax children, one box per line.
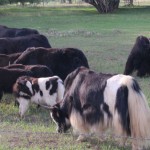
<box><xmin>0</xmin><ymin>68</ymin><xmax>33</xmax><ymax>101</ymax></box>
<box><xmin>5</xmin><ymin>64</ymin><xmax>53</xmax><ymax>78</ymax></box>
<box><xmin>0</xmin><ymin>25</ymin><xmax>39</xmax><ymax>37</ymax></box>
<box><xmin>13</xmin><ymin>76</ymin><xmax>65</xmax><ymax>118</ymax></box>
<box><xmin>0</xmin><ymin>34</ymin><xmax>51</xmax><ymax>54</ymax></box>
<box><xmin>14</xmin><ymin>47</ymin><xmax>89</xmax><ymax>81</ymax></box>
<box><xmin>48</xmin><ymin>66</ymin><xmax>150</xmax><ymax>150</ymax></box>
<box><xmin>0</xmin><ymin>53</ymin><xmax>21</xmax><ymax>67</ymax></box>
<box><xmin>124</xmin><ymin>35</ymin><xmax>150</xmax><ymax>77</ymax></box>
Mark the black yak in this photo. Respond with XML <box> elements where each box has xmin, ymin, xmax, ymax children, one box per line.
<box><xmin>5</xmin><ymin>64</ymin><xmax>53</xmax><ymax>78</ymax></box>
<box><xmin>14</xmin><ymin>47</ymin><xmax>89</xmax><ymax>81</ymax></box>
<box><xmin>0</xmin><ymin>68</ymin><xmax>33</xmax><ymax>101</ymax></box>
<box><xmin>0</xmin><ymin>25</ymin><xmax>39</xmax><ymax>37</ymax></box>
<box><xmin>0</xmin><ymin>53</ymin><xmax>21</xmax><ymax>67</ymax></box>
<box><xmin>124</xmin><ymin>35</ymin><xmax>150</xmax><ymax>77</ymax></box>
<box><xmin>0</xmin><ymin>34</ymin><xmax>51</xmax><ymax>54</ymax></box>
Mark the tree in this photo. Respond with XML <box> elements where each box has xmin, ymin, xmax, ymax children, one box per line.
<box><xmin>83</xmin><ymin>0</ymin><xmax>120</xmax><ymax>13</ymax></box>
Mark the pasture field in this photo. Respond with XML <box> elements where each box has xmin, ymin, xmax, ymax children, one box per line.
<box><xmin>0</xmin><ymin>5</ymin><xmax>150</xmax><ymax>149</ymax></box>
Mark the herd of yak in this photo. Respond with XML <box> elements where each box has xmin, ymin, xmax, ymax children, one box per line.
<box><xmin>0</xmin><ymin>25</ymin><xmax>150</xmax><ymax>150</ymax></box>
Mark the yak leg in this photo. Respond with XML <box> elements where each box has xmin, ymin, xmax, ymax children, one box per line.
<box><xmin>18</xmin><ymin>98</ymin><xmax>30</xmax><ymax>118</ymax></box>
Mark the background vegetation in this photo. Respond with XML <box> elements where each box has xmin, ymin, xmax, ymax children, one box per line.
<box><xmin>0</xmin><ymin>4</ymin><xmax>150</xmax><ymax>149</ymax></box>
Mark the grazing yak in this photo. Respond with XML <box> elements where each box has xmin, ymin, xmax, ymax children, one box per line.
<box><xmin>14</xmin><ymin>47</ymin><xmax>89</xmax><ymax>81</ymax></box>
<box><xmin>0</xmin><ymin>68</ymin><xmax>33</xmax><ymax>101</ymax></box>
<box><xmin>48</xmin><ymin>66</ymin><xmax>150</xmax><ymax>150</ymax></box>
<box><xmin>124</xmin><ymin>35</ymin><xmax>150</xmax><ymax>77</ymax></box>
<box><xmin>0</xmin><ymin>53</ymin><xmax>21</xmax><ymax>67</ymax></box>
<box><xmin>0</xmin><ymin>25</ymin><xmax>39</xmax><ymax>37</ymax></box>
<box><xmin>5</xmin><ymin>64</ymin><xmax>53</xmax><ymax>78</ymax></box>
<box><xmin>13</xmin><ymin>76</ymin><xmax>65</xmax><ymax>118</ymax></box>
<box><xmin>0</xmin><ymin>34</ymin><xmax>51</xmax><ymax>54</ymax></box>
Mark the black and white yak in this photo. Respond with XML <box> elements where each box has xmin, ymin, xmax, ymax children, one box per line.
<box><xmin>48</xmin><ymin>66</ymin><xmax>150</xmax><ymax>150</ymax></box>
<box><xmin>13</xmin><ymin>76</ymin><xmax>65</xmax><ymax>118</ymax></box>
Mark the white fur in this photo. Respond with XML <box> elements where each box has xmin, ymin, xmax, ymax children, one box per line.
<box><xmin>17</xmin><ymin>76</ymin><xmax>65</xmax><ymax>117</ymax></box>
<box><xmin>17</xmin><ymin>97</ymin><xmax>30</xmax><ymax>118</ymax></box>
<box><xmin>26</xmin><ymin>80</ymin><xmax>33</xmax><ymax>94</ymax></box>
<box><xmin>70</xmin><ymin>74</ymin><xmax>150</xmax><ymax>150</ymax></box>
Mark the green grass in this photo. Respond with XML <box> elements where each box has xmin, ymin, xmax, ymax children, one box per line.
<box><xmin>0</xmin><ymin>5</ymin><xmax>150</xmax><ymax>149</ymax></box>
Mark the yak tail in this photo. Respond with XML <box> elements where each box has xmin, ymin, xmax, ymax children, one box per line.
<box><xmin>121</xmin><ymin>76</ymin><xmax>150</xmax><ymax>149</ymax></box>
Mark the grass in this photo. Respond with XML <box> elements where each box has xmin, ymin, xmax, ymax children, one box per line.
<box><xmin>0</xmin><ymin>4</ymin><xmax>150</xmax><ymax>149</ymax></box>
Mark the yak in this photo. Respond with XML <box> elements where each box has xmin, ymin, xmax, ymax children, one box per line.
<box><xmin>48</xmin><ymin>66</ymin><xmax>150</xmax><ymax>150</ymax></box>
<box><xmin>0</xmin><ymin>68</ymin><xmax>33</xmax><ymax>101</ymax></box>
<box><xmin>0</xmin><ymin>53</ymin><xmax>21</xmax><ymax>67</ymax></box>
<box><xmin>4</xmin><ymin>64</ymin><xmax>53</xmax><ymax>78</ymax></box>
<box><xmin>13</xmin><ymin>76</ymin><xmax>65</xmax><ymax>118</ymax></box>
<box><xmin>14</xmin><ymin>47</ymin><xmax>89</xmax><ymax>81</ymax></box>
<box><xmin>124</xmin><ymin>35</ymin><xmax>150</xmax><ymax>77</ymax></box>
<box><xmin>0</xmin><ymin>25</ymin><xmax>39</xmax><ymax>37</ymax></box>
<box><xmin>0</xmin><ymin>34</ymin><xmax>51</xmax><ymax>54</ymax></box>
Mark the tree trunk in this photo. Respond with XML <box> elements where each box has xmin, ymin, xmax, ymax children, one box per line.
<box><xmin>83</xmin><ymin>0</ymin><xmax>120</xmax><ymax>13</ymax></box>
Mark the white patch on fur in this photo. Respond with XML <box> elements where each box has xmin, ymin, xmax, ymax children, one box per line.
<box><xmin>50</xmin><ymin>112</ymin><xmax>57</xmax><ymax>125</ymax></box>
<box><xmin>104</xmin><ymin>74</ymin><xmax>150</xmax><ymax>149</ymax></box>
<box><xmin>70</xmin><ymin>109</ymin><xmax>89</xmax><ymax>135</ymax></box>
<box><xmin>70</xmin><ymin>109</ymin><xmax>109</xmax><ymax>140</ymax></box>
<box><xmin>27</xmin><ymin>76</ymin><xmax>65</xmax><ymax>106</ymax></box>
<box><xmin>57</xmin><ymin>78</ymin><xmax>65</xmax><ymax>102</ymax></box>
<box><xmin>69</xmin><ymin>74</ymin><xmax>150</xmax><ymax>149</ymax></box>
<box><xmin>34</xmin><ymin>77</ymin><xmax>57</xmax><ymax>106</ymax></box>
<box><xmin>19</xmin><ymin>91</ymin><xmax>30</xmax><ymax>97</ymax></box>
<box><xmin>26</xmin><ymin>80</ymin><xmax>33</xmax><ymax>94</ymax></box>
<box><xmin>17</xmin><ymin>97</ymin><xmax>30</xmax><ymax>118</ymax></box>
<box><xmin>17</xmin><ymin>76</ymin><xmax>65</xmax><ymax>119</ymax></box>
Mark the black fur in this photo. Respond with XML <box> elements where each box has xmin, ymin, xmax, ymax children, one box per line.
<box><xmin>5</xmin><ymin>64</ymin><xmax>53</xmax><ymax>78</ymax></box>
<box><xmin>40</xmin><ymin>90</ymin><xmax>43</xmax><ymax>96</ymax></box>
<box><xmin>32</xmin><ymin>82</ymin><xmax>40</xmax><ymax>93</ymax></box>
<box><xmin>14</xmin><ymin>47</ymin><xmax>89</xmax><ymax>81</ymax></box>
<box><xmin>50</xmin><ymin>78</ymin><xmax>58</xmax><ymax>95</ymax></box>
<box><xmin>132</xmin><ymin>78</ymin><xmax>141</xmax><ymax>94</ymax></box>
<box><xmin>50</xmin><ymin>67</ymin><xmax>113</xmax><ymax>132</ymax></box>
<box><xmin>0</xmin><ymin>25</ymin><xmax>39</xmax><ymax>38</ymax></box>
<box><xmin>14</xmin><ymin>79</ymin><xmax>33</xmax><ymax>99</ymax></box>
<box><xmin>124</xmin><ymin>35</ymin><xmax>150</xmax><ymax>77</ymax></box>
<box><xmin>0</xmin><ymin>68</ymin><xmax>33</xmax><ymax>100</ymax></box>
<box><xmin>46</xmin><ymin>81</ymin><xmax>50</xmax><ymax>90</ymax></box>
<box><xmin>115</xmin><ymin>85</ymin><xmax>130</xmax><ymax>135</ymax></box>
<box><xmin>0</xmin><ymin>34</ymin><xmax>51</xmax><ymax>54</ymax></box>
<box><xmin>0</xmin><ymin>53</ymin><xmax>21</xmax><ymax>67</ymax></box>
